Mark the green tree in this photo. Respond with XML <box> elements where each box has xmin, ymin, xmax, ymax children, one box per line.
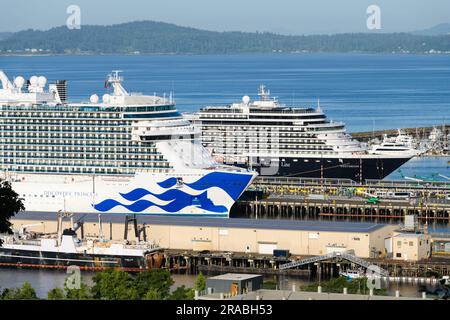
<box><xmin>301</xmin><ymin>276</ymin><xmax>387</xmax><ymax>296</ymax></box>
<box><xmin>91</xmin><ymin>269</ymin><xmax>138</xmax><ymax>300</ymax></box>
<box><xmin>134</xmin><ymin>269</ymin><xmax>174</xmax><ymax>299</ymax></box>
<box><xmin>47</xmin><ymin>288</ymin><xmax>65</xmax><ymax>300</ymax></box>
<box><xmin>1</xmin><ymin>282</ymin><xmax>37</xmax><ymax>300</ymax></box>
<box><xmin>142</xmin><ymin>289</ymin><xmax>162</xmax><ymax>300</ymax></box>
<box><xmin>194</xmin><ymin>272</ymin><xmax>206</xmax><ymax>292</ymax></box>
<box><xmin>168</xmin><ymin>285</ymin><xmax>194</xmax><ymax>300</ymax></box>
<box><xmin>0</xmin><ymin>180</ymin><xmax>25</xmax><ymax>245</ymax></box>
<box><xmin>65</xmin><ymin>283</ymin><xmax>92</xmax><ymax>300</ymax></box>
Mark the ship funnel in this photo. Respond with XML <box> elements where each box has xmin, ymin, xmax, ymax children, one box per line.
<box><xmin>55</xmin><ymin>80</ymin><xmax>67</xmax><ymax>103</ymax></box>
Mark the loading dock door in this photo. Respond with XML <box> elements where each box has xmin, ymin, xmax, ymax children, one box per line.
<box><xmin>258</xmin><ymin>243</ymin><xmax>277</xmax><ymax>255</ymax></box>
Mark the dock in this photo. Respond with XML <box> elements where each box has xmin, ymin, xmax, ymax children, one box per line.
<box><xmin>9</xmin><ymin>212</ymin><xmax>450</xmax><ymax>278</ymax></box>
<box><xmin>234</xmin><ymin>177</ymin><xmax>450</xmax><ymax>223</ymax></box>
<box><xmin>351</xmin><ymin>125</ymin><xmax>450</xmax><ymax>143</ymax></box>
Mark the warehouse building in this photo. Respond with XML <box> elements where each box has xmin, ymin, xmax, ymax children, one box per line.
<box><xmin>142</xmin><ymin>217</ymin><xmax>398</xmax><ymax>258</ymax></box>
<box><xmin>11</xmin><ymin>213</ymin><xmax>399</xmax><ymax>259</ymax></box>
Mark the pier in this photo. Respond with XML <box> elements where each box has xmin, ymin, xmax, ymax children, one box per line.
<box><xmin>8</xmin><ymin>212</ymin><xmax>450</xmax><ymax>279</ymax></box>
<box><xmin>233</xmin><ymin>197</ymin><xmax>450</xmax><ymax>223</ymax></box>
<box><xmin>351</xmin><ymin>125</ymin><xmax>450</xmax><ymax>143</ymax></box>
<box><xmin>234</xmin><ymin>177</ymin><xmax>450</xmax><ymax>223</ymax></box>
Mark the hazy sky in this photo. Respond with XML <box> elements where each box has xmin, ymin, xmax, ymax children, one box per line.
<box><xmin>1</xmin><ymin>0</ymin><xmax>448</xmax><ymax>34</ymax></box>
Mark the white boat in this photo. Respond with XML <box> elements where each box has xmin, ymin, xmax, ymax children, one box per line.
<box><xmin>369</xmin><ymin>130</ymin><xmax>422</xmax><ymax>156</ymax></box>
<box><xmin>339</xmin><ymin>269</ymin><xmax>365</xmax><ymax>280</ymax></box>
<box><xmin>0</xmin><ymin>70</ymin><xmax>257</xmax><ymax>217</ymax></box>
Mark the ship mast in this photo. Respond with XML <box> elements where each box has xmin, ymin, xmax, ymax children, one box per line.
<box><xmin>107</xmin><ymin>70</ymin><xmax>129</xmax><ymax>96</ymax></box>
<box><xmin>258</xmin><ymin>84</ymin><xmax>270</xmax><ymax>101</ymax></box>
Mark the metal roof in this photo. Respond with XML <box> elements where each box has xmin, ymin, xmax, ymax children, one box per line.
<box><xmin>15</xmin><ymin>211</ymin><xmax>389</xmax><ymax>233</ymax></box>
<box><xmin>207</xmin><ymin>273</ymin><xmax>262</xmax><ymax>281</ymax></box>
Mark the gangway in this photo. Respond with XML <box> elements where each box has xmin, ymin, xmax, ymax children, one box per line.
<box><xmin>279</xmin><ymin>251</ymin><xmax>388</xmax><ymax>276</ymax></box>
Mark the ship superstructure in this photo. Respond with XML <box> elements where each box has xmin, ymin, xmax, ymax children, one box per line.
<box><xmin>0</xmin><ymin>70</ymin><xmax>256</xmax><ymax>217</ymax></box>
<box><xmin>189</xmin><ymin>85</ymin><xmax>413</xmax><ymax>181</ymax></box>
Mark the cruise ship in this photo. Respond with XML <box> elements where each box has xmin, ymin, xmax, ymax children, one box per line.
<box><xmin>189</xmin><ymin>85</ymin><xmax>413</xmax><ymax>181</ymax></box>
<box><xmin>0</xmin><ymin>70</ymin><xmax>256</xmax><ymax>217</ymax></box>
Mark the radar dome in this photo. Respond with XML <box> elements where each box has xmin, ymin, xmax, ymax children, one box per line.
<box><xmin>242</xmin><ymin>95</ymin><xmax>250</xmax><ymax>105</ymax></box>
<box><xmin>102</xmin><ymin>94</ymin><xmax>110</xmax><ymax>103</ymax></box>
<box><xmin>14</xmin><ymin>76</ymin><xmax>25</xmax><ymax>88</ymax></box>
<box><xmin>38</xmin><ymin>76</ymin><xmax>47</xmax><ymax>87</ymax></box>
<box><xmin>90</xmin><ymin>94</ymin><xmax>99</xmax><ymax>104</ymax></box>
<box><xmin>29</xmin><ymin>76</ymin><xmax>38</xmax><ymax>86</ymax></box>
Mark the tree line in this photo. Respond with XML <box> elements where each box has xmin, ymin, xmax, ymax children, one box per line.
<box><xmin>0</xmin><ymin>269</ymin><xmax>207</xmax><ymax>300</ymax></box>
<box><xmin>1</xmin><ymin>21</ymin><xmax>450</xmax><ymax>54</ymax></box>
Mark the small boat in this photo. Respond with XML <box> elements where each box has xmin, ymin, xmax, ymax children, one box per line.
<box><xmin>339</xmin><ymin>269</ymin><xmax>365</xmax><ymax>280</ymax></box>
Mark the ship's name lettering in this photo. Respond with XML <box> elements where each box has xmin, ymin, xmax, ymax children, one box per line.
<box><xmin>44</xmin><ymin>191</ymin><xmax>98</xmax><ymax>197</ymax></box>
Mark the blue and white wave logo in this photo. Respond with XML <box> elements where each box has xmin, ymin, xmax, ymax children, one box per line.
<box><xmin>93</xmin><ymin>172</ymin><xmax>252</xmax><ymax>214</ymax></box>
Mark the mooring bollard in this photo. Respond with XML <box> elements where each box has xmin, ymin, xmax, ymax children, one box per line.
<box><xmin>369</xmin><ymin>289</ymin><xmax>374</xmax><ymax>296</ymax></box>
<box><xmin>343</xmin><ymin>288</ymin><xmax>348</xmax><ymax>295</ymax></box>
<box><xmin>422</xmin><ymin>292</ymin><xmax>427</xmax><ymax>299</ymax></box>
<box><xmin>194</xmin><ymin>290</ymin><xmax>199</xmax><ymax>300</ymax></box>
<box><xmin>220</xmin><ymin>293</ymin><xmax>224</xmax><ymax>299</ymax></box>
<box><xmin>317</xmin><ymin>286</ymin><xmax>322</xmax><ymax>293</ymax></box>
<box><xmin>292</xmin><ymin>284</ymin><xmax>296</xmax><ymax>292</ymax></box>
<box><xmin>256</xmin><ymin>295</ymin><xmax>260</xmax><ymax>300</ymax></box>
<box><xmin>395</xmin><ymin>290</ymin><xmax>400</xmax><ymax>298</ymax></box>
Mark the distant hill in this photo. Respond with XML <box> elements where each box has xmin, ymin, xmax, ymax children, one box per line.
<box><xmin>1</xmin><ymin>21</ymin><xmax>450</xmax><ymax>55</ymax></box>
<box><xmin>413</xmin><ymin>23</ymin><xmax>450</xmax><ymax>36</ymax></box>
<box><xmin>0</xmin><ymin>32</ymin><xmax>12</xmax><ymax>41</ymax></box>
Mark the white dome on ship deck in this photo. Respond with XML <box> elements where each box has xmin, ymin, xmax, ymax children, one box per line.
<box><xmin>90</xmin><ymin>94</ymin><xmax>99</xmax><ymax>103</ymax></box>
<box><xmin>102</xmin><ymin>94</ymin><xmax>110</xmax><ymax>103</ymax></box>
<box><xmin>13</xmin><ymin>76</ymin><xmax>25</xmax><ymax>88</ymax></box>
<box><xmin>38</xmin><ymin>76</ymin><xmax>47</xmax><ymax>87</ymax></box>
<box><xmin>242</xmin><ymin>95</ymin><xmax>250</xmax><ymax>105</ymax></box>
<box><xmin>29</xmin><ymin>76</ymin><xmax>38</xmax><ymax>86</ymax></box>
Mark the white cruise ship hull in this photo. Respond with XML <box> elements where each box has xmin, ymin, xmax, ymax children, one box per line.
<box><xmin>7</xmin><ymin>170</ymin><xmax>256</xmax><ymax>217</ymax></box>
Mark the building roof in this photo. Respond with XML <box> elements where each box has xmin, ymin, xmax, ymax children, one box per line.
<box><xmin>394</xmin><ymin>232</ymin><xmax>426</xmax><ymax>238</ymax></box>
<box><xmin>16</xmin><ymin>211</ymin><xmax>389</xmax><ymax>233</ymax></box>
<box><xmin>207</xmin><ymin>273</ymin><xmax>262</xmax><ymax>281</ymax></box>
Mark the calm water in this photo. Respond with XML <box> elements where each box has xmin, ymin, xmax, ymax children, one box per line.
<box><xmin>1</xmin><ymin>53</ymin><xmax>449</xmax><ymax>132</ymax></box>
<box><xmin>0</xmin><ymin>54</ymin><xmax>449</xmax><ymax>295</ymax></box>
<box><xmin>385</xmin><ymin>156</ymin><xmax>450</xmax><ymax>181</ymax></box>
<box><xmin>0</xmin><ymin>269</ymin><xmax>437</xmax><ymax>299</ymax></box>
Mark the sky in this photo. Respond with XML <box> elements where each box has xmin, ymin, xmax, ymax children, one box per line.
<box><xmin>0</xmin><ymin>0</ymin><xmax>449</xmax><ymax>34</ymax></box>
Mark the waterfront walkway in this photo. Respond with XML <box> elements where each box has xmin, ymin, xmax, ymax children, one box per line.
<box><xmin>199</xmin><ymin>289</ymin><xmax>429</xmax><ymax>300</ymax></box>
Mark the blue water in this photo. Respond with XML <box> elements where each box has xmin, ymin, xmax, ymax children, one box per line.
<box><xmin>1</xmin><ymin>53</ymin><xmax>449</xmax><ymax>132</ymax></box>
<box><xmin>386</xmin><ymin>156</ymin><xmax>450</xmax><ymax>181</ymax></box>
